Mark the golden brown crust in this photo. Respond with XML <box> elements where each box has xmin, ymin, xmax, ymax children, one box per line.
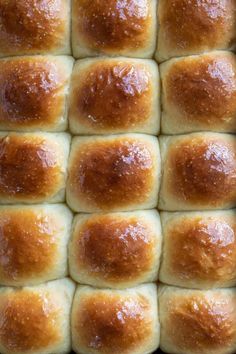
<box><xmin>0</xmin><ymin>57</ymin><xmax>66</xmax><ymax>129</ymax></box>
<box><xmin>70</xmin><ymin>61</ymin><xmax>152</xmax><ymax>130</ymax></box>
<box><xmin>0</xmin><ymin>135</ymin><xmax>61</xmax><ymax>201</ymax></box>
<box><xmin>163</xmin><ymin>292</ymin><xmax>236</xmax><ymax>352</ymax></box>
<box><xmin>73</xmin><ymin>215</ymin><xmax>155</xmax><ymax>283</ymax></box>
<box><xmin>0</xmin><ymin>209</ymin><xmax>59</xmax><ymax>282</ymax></box>
<box><xmin>0</xmin><ymin>0</ymin><xmax>68</xmax><ymax>55</ymax></box>
<box><xmin>73</xmin><ymin>0</ymin><xmax>152</xmax><ymax>53</ymax></box>
<box><xmin>166</xmin><ymin>136</ymin><xmax>236</xmax><ymax>207</ymax></box>
<box><xmin>165</xmin><ymin>216</ymin><xmax>236</xmax><ymax>283</ymax></box>
<box><xmin>69</xmin><ymin>138</ymin><xmax>155</xmax><ymax>210</ymax></box>
<box><xmin>74</xmin><ymin>293</ymin><xmax>152</xmax><ymax>353</ymax></box>
<box><xmin>165</xmin><ymin>53</ymin><xmax>236</xmax><ymax>127</ymax></box>
<box><xmin>0</xmin><ymin>291</ymin><xmax>60</xmax><ymax>351</ymax></box>
<box><xmin>159</xmin><ymin>0</ymin><xmax>236</xmax><ymax>53</ymax></box>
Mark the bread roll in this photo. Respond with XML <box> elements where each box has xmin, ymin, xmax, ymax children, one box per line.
<box><xmin>0</xmin><ymin>204</ymin><xmax>73</xmax><ymax>286</ymax></box>
<box><xmin>160</xmin><ymin>210</ymin><xmax>236</xmax><ymax>289</ymax></box>
<box><xmin>159</xmin><ymin>133</ymin><xmax>236</xmax><ymax>211</ymax></box>
<box><xmin>159</xmin><ymin>286</ymin><xmax>236</xmax><ymax>354</ymax></box>
<box><xmin>66</xmin><ymin>134</ymin><xmax>161</xmax><ymax>212</ymax></box>
<box><xmin>0</xmin><ymin>278</ymin><xmax>75</xmax><ymax>354</ymax></box>
<box><xmin>156</xmin><ymin>0</ymin><xmax>236</xmax><ymax>62</ymax></box>
<box><xmin>160</xmin><ymin>51</ymin><xmax>236</xmax><ymax>134</ymax></box>
<box><xmin>0</xmin><ymin>56</ymin><xmax>74</xmax><ymax>132</ymax></box>
<box><xmin>69</xmin><ymin>210</ymin><xmax>162</xmax><ymax>288</ymax></box>
<box><xmin>0</xmin><ymin>0</ymin><xmax>71</xmax><ymax>57</ymax></box>
<box><xmin>0</xmin><ymin>132</ymin><xmax>70</xmax><ymax>204</ymax></box>
<box><xmin>69</xmin><ymin>57</ymin><xmax>160</xmax><ymax>135</ymax></box>
<box><xmin>72</xmin><ymin>0</ymin><xmax>157</xmax><ymax>58</ymax></box>
<box><xmin>71</xmin><ymin>284</ymin><xmax>159</xmax><ymax>354</ymax></box>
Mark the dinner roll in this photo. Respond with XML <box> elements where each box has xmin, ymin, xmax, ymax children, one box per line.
<box><xmin>66</xmin><ymin>134</ymin><xmax>161</xmax><ymax>212</ymax></box>
<box><xmin>72</xmin><ymin>0</ymin><xmax>157</xmax><ymax>58</ymax></box>
<box><xmin>71</xmin><ymin>284</ymin><xmax>159</xmax><ymax>354</ymax></box>
<box><xmin>0</xmin><ymin>56</ymin><xmax>74</xmax><ymax>132</ymax></box>
<box><xmin>0</xmin><ymin>0</ymin><xmax>71</xmax><ymax>57</ymax></box>
<box><xmin>160</xmin><ymin>51</ymin><xmax>236</xmax><ymax>134</ymax></box>
<box><xmin>160</xmin><ymin>210</ymin><xmax>236</xmax><ymax>289</ymax></box>
<box><xmin>69</xmin><ymin>57</ymin><xmax>160</xmax><ymax>135</ymax></box>
<box><xmin>69</xmin><ymin>210</ymin><xmax>162</xmax><ymax>288</ymax></box>
<box><xmin>0</xmin><ymin>278</ymin><xmax>75</xmax><ymax>354</ymax></box>
<box><xmin>0</xmin><ymin>132</ymin><xmax>70</xmax><ymax>204</ymax></box>
<box><xmin>156</xmin><ymin>0</ymin><xmax>236</xmax><ymax>62</ymax></box>
<box><xmin>159</xmin><ymin>133</ymin><xmax>236</xmax><ymax>211</ymax></box>
<box><xmin>159</xmin><ymin>286</ymin><xmax>236</xmax><ymax>354</ymax></box>
<box><xmin>0</xmin><ymin>204</ymin><xmax>73</xmax><ymax>286</ymax></box>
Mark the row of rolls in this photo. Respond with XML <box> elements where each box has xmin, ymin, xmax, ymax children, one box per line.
<box><xmin>0</xmin><ymin>1</ymin><xmax>235</xmax><ymax>354</ymax></box>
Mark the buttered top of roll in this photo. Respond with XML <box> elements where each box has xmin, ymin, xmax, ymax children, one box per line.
<box><xmin>0</xmin><ymin>0</ymin><xmax>70</xmax><ymax>56</ymax></box>
<box><xmin>0</xmin><ymin>206</ymin><xmax>68</xmax><ymax>284</ymax></box>
<box><xmin>157</xmin><ymin>0</ymin><xmax>236</xmax><ymax>60</ymax></box>
<box><xmin>73</xmin><ymin>0</ymin><xmax>155</xmax><ymax>56</ymax></box>
<box><xmin>160</xmin><ymin>288</ymin><xmax>236</xmax><ymax>354</ymax></box>
<box><xmin>162</xmin><ymin>212</ymin><xmax>236</xmax><ymax>285</ymax></box>
<box><xmin>69</xmin><ymin>59</ymin><xmax>157</xmax><ymax>133</ymax></box>
<box><xmin>0</xmin><ymin>133</ymin><xmax>66</xmax><ymax>202</ymax></box>
<box><xmin>0</xmin><ymin>56</ymin><xmax>72</xmax><ymax>130</ymax></box>
<box><xmin>0</xmin><ymin>289</ymin><xmax>61</xmax><ymax>352</ymax></box>
<box><xmin>73</xmin><ymin>287</ymin><xmax>156</xmax><ymax>354</ymax></box>
<box><xmin>162</xmin><ymin>134</ymin><xmax>236</xmax><ymax>208</ymax></box>
<box><xmin>162</xmin><ymin>52</ymin><xmax>236</xmax><ymax>129</ymax></box>
<box><xmin>70</xmin><ymin>212</ymin><xmax>159</xmax><ymax>285</ymax></box>
<box><xmin>67</xmin><ymin>135</ymin><xmax>159</xmax><ymax>211</ymax></box>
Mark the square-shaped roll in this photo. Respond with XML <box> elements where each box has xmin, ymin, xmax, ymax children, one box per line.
<box><xmin>156</xmin><ymin>0</ymin><xmax>236</xmax><ymax>62</ymax></box>
<box><xmin>0</xmin><ymin>56</ymin><xmax>74</xmax><ymax>132</ymax></box>
<box><xmin>71</xmin><ymin>284</ymin><xmax>159</xmax><ymax>354</ymax></box>
<box><xmin>0</xmin><ymin>279</ymin><xmax>75</xmax><ymax>354</ymax></box>
<box><xmin>159</xmin><ymin>133</ymin><xmax>236</xmax><ymax>211</ymax></box>
<box><xmin>0</xmin><ymin>132</ymin><xmax>70</xmax><ymax>204</ymax></box>
<box><xmin>69</xmin><ymin>57</ymin><xmax>160</xmax><ymax>135</ymax></box>
<box><xmin>159</xmin><ymin>286</ymin><xmax>236</xmax><ymax>354</ymax></box>
<box><xmin>69</xmin><ymin>210</ymin><xmax>162</xmax><ymax>288</ymax></box>
<box><xmin>72</xmin><ymin>0</ymin><xmax>157</xmax><ymax>58</ymax></box>
<box><xmin>160</xmin><ymin>51</ymin><xmax>236</xmax><ymax>134</ymax></box>
<box><xmin>0</xmin><ymin>204</ymin><xmax>73</xmax><ymax>286</ymax></box>
<box><xmin>66</xmin><ymin>134</ymin><xmax>161</xmax><ymax>212</ymax></box>
<box><xmin>0</xmin><ymin>0</ymin><xmax>71</xmax><ymax>57</ymax></box>
<box><xmin>160</xmin><ymin>210</ymin><xmax>236</xmax><ymax>289</ymax></box>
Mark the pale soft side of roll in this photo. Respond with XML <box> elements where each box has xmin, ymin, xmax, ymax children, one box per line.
<box><xmin>156</xmin><ymin>0</ymin><xmax>236</xmax><ymax>62</ymax></box>
<box><xmin>159</xmin><ymin>210</ymin><xmax>236</xmax><ymax>289</ymax></box>
<box><xmin>0</xmin><ymin>278</ymin><xmax>76</xmax><ymax>354</ymax></box>
<box><xmin>66</xmin><ymin>134</ymin><xmax>161</xmax><ymax>213</ymax></box>
<box><xmin>69</xmin><ymin>57</ymin><xmax>160</xmax><ymax>135</ymax></box>
<box><xmin>0</xmin><ymin>132</ymin><xmax>71</xmax><ymax>204</ymax></box>
<box><xmin>71</xmin><ymin>284</ymin><xmax>159</xmax><ymax>354</ymax></box>
<box><xmin>72</xmin><ymin>0</ymin><xmax>157</xmax><ymax>58</ymax></box>
<box><xmin>159</xmin><ymin>286</ymin><xmax>236</xmax><ymax>354</ymax></box>
<box><xmin>69</xmin><ymin>210</ymin><xmax>162</xmax><ymax>288</ymax></box>
<box><xmin>160</xmin><ymin>51</ymin><xmax>236</xmax><ymax>134</ymax></box>
<box><xmin>0</xmin><ymin>55</ymin><xmax>74</xmax><ymax>132</ymax></box>
<box><xmin>0</xmin><ymin>204</ymin><xmax>73</xmax><ymax>286</ymax></box>
<box><xmin>159</xmin><ymin>132</ymin><xmax>236</xmax><ymax>211</ymax></box>
<box><xmin>0</xmin><ymin>0</ymin><xmax>71</xmax><ymax>57</ymax></box>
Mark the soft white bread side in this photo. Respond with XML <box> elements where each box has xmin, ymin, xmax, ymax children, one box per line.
<box><xmin>71</xmin><ymin>284</ymin><xmax>159</xmax><ymax>354</ymax></box>
<box><xmin>67</xmin><ymin>134</ymin><xmax>161</xmax><ymax>212</ymax></box>
<box><xmin>72</xmin><ymin>0</ymin><xmax>157</xmax><ymax>58</ymax></box>
<box><xmin>69</xmin><ymin>210</ymin><xmax>162</xmax><ymax>288</ymax></box>
<box><xmin>0</xmin><ymin>132</ymin><xmax>71</xmax><ymax>204</ymax></box>
<box><xmin>0</xmin><ymin>204</ymin><xmax>73</xmax><ymax>286</ymax></box>
<box><xmin>0</xmin><ymin>278</ymin><xmax>76</xmax><ymax>354</ymax></box>
<box><xmin>159</xmin><ymin>286</ymin><xmax>236</xmax><ymax>354</ymax></box>
<box><xmin>69</xmin><ymin>57</ymin><xmax>160</xmax><ymax>135</ymax></box>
